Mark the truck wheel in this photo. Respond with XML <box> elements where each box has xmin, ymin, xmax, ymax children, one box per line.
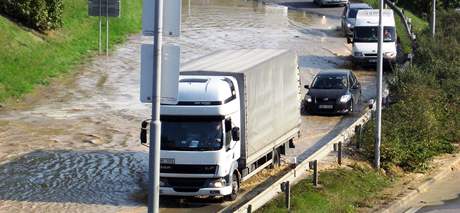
<box><xmin>271</xmin><ymin>149</ymin><xmax>281</xmax><ymax>168</ymax></box>
<box><xmin>225</xmin><ymin>173</ymin><xmax>239</xmax><ymax>201</ymax></box>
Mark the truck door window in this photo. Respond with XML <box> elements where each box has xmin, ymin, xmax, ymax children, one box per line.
<box><xmin>225</xmin><ymin>119</ymin><xmax>232</xmax><ymax>150</ymax></box>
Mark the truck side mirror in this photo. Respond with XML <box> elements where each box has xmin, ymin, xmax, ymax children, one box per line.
<box><xmin>225</xmin><ymin>118</ymin><xmax>232</xmax><ymax>132</ymax></box>
<box><xmin>140</xmin><ymin>120</ymin><xmax>150</xmax><ymax>144</ymax></box>
<box><xmin>347</xmin><ymin>37</ymin><xmax>352</xmax><ymax>44</ymax></box>
<box><xmin>232</xmin><ymin>127</ymin><xmax>240</xmax><ymax>141</ymax></box>
<box><xmin>304</xmin><ymin>85</ymin><xmax>309</xmax><ymax>90</ymax></box>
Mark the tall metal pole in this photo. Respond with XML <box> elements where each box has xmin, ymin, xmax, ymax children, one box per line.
<box><xmin>375</xmin><ymin>0</ymin><xmax>384</xmax><ymax>170</ymax></box>
<box><xmin>106</xmin><ymin>0</ymin><xmax>109</xmax><ymax>56</ymax></box>
<box><xmin>431</xmin><ymin>0</ymin><xmax>436</xmax><ymax>37</ymax></box>
<box><xmin>148</xmin><ymin>0</ymin><xmax>164</xmax><ymax>212</ymax></box>
<box><xmin>99</xmin><ymin>0</ymin><xmax>102</xmax><ymax>54</ymax></box>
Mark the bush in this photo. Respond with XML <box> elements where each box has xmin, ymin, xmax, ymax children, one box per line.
<box><xmin>362</xmin><ymin>76</ymin><xmax>455</xmax><ymax>171</ymax></box>
<box><xmin>0</xmin><ymin>0</ymin><xmax>63</xmax><ymax>31</ymax></box>
<box><xmin>360</xmin><ymin>10</ymin><xmax>459</xmax><ymax>172</ymax></box>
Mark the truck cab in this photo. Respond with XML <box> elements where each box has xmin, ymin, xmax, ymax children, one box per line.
<box><xmin>157</xmin><ymin>75</ymin><xmax>242</xmax><ymax>200</ymax></box>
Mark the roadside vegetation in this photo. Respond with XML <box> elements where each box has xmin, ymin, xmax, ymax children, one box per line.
<box><xmin>262</xmin><ymin>4</ymin><xmax>458</xmax><ymax>212</ymax></box>
<box><xmin>260</xmin><ymin>165</ymin><xmax>390</xmax><ymax>213</ymax></box>
<box><xmin>0</xmin><ymin>0</ymin><xmax>142</xmax><ymax>103</ymax></box>
<box><xmin>360</xmin><ymin>7</ymin><xmax>460</xmax><ymax>172</ymax></box>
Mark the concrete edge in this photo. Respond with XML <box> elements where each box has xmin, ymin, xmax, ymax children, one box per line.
<box><xmin>379</xmin><ymin>154</ymin><xmax>460</xmax><ymax>213</ymax></box>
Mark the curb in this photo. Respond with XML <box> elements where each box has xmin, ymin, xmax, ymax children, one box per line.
<box><xmin>379</xmin><ymin>154</ymin><xmax>460</xmax><ymax>213</ymax></box>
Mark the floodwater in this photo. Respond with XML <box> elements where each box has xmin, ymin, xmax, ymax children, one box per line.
<box><xmin>0</xmin><ymin>0</ymin><xmax>376</xmax><ymax>212</ymax></box>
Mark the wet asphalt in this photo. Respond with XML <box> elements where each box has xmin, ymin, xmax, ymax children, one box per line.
<box><xmin>0</xmin><ymin>0</ymin><xmax>381</xmax><ymax>212</ymax></box>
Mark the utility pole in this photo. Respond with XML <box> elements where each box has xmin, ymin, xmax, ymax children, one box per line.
<box><xmin>431</xmin><ymin>0</ymin><xmax>436</xmax><ymax>37</ymax></box>
<box><xmin>375</xmin><ymin>0</ymin><xmax>384</xmax><ymax>170</ymax></box>
<box><xmin>148</xmin><ymin>0</ymin><xmax>164</xmax><ymax>212</ymax></box>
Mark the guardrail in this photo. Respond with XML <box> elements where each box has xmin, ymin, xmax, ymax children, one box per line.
<box><xmin>219</xmin><ymin>107</ymin><xmax>374</xmax><ymax>213</ymax></box>
<box><xmin>385</xmin><ymin>0</ymin><xmax>417</xmax><ymax>61</ymax></box>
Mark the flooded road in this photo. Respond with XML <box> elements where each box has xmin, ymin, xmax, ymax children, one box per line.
<box><xmin>0</xmin><ymin>0</ymin><xmax>377</xmax><ymax>212</ymax></box>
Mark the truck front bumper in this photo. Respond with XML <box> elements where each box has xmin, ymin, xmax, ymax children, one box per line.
<box><xmin>160</xmin><ymin>185</ymin><xmax>233</xmax><ymax>196</ymax></box>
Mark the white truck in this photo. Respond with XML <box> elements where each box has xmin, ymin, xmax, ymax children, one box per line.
<box><xmin>140</xmin><ymin>49</ymin><xmax>301</xmax><ymax>200</ymax></box>
<box><xmin>348</xmin><ymin>9</ymin><xmax>397</xmax><ymax>65</ymax></box>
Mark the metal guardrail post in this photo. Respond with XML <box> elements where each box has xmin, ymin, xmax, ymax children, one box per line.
<box><xmin>338</xmin><ymin>142</ymin><xmax>342</xmax><ymax>165</ymax></box>
<box><xmin>280</xmin><ymin>181</ymin><xmax>291</xmax><ymax>210</ymax></box>
<box><xmin>309</xmin><ymin>160</ymin><xmax>319</xmax><ymax>187</ymax></box>
<box><xmin>247</xmin><ymin>204</ymin><xmax>252</xmax><ymax>213</ymax></box>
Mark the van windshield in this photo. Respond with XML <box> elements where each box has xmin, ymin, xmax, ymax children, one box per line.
<box><xmin>354</xmin><ymin>26</ymin><xmax>396</xmax><ymax>42</ymax></box>
<box><xmin>161</xmin><ymin>116</ymin><xmax>224</xmax><ymax>151</ymax></box>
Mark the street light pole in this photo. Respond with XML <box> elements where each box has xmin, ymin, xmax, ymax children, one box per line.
<box><xmin>431</xmin><ymin>0</ymin><xmax>436</xmax><ymax>37</ymax></box>
<box><xmin>375</xmin><ymin>0</ymin><xmax>384</xmax><ymax>170</ymax></box>
<box><xmin>148</xmin><ymin>0</ymin><xmax>164</xmax><ymax>212</ymax></box>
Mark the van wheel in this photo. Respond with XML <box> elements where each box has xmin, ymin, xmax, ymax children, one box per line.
<box><xmin>224</xmin><ymin>173</ymin><xmax>239</xmax><ymax>201</ymax></box>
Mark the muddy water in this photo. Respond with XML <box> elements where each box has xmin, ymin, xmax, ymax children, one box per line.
<box><xmin>0</xmin><ymin>0</ymin><xmax>369</xmax><ymax>212</ymax></box>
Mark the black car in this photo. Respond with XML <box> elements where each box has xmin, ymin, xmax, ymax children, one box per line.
<box><xmin>303</xmin><ymin>69</ymin><xmax>361</xmax><ymax>114</ymax></box>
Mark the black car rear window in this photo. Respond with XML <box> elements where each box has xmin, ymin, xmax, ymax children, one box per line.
<box><xmin>348</xmin><ymin>8</ymin><xmax>370</xmax><ymax>18</ymax></box>
<box><xmin>311</xmin><ymin>74</ymin><xmax>348</xmax><ymax>89</ymax></box>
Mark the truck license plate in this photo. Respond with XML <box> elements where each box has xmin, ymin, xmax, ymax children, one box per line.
<box><xmin>369</xmin><ymin>59</ymin><xmax>377</xmax><ymax>63</ymax></box>
<box><xmin>160</xmin><ymin>158</ymin><xmax>175</xmax><ymax>164</ymax></box>
<box><xmin>319</xmin><ymin>105</ymin><xmax>333</xmax><ymax>109</ymax></box>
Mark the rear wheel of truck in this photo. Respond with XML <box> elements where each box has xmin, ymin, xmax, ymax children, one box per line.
<box><xmin>225</xmin><ymin>173</ymin><xmax>239</xmax><ymax>201</ymax></box>
<box><xmin>271</xmin><ymin>149</ymin><xmax>281</xmax><ymax>169</ymax></box>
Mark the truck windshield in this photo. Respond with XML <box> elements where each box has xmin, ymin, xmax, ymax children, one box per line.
<box><xmin>354</xmin><ymin>26</ymin><xmax>396</xmax><ymax>42</ymax></box>
<box><xmin>161</xmin><ymin>116</ymin><xmax>224</xmax><ymax>151</ymax></box>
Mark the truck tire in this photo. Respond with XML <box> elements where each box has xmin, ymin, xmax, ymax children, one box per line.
<box><xmin>271</xmin><ymin>149</ymin><xmax>281</xmax><ymax>169</ymax></box>
<box><xmin>225</xmin><ymin>173</ymin><xmax>239</xmax><ymax>201</ymax></box>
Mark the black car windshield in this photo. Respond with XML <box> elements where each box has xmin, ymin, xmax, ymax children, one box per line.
<box><xmin>354</xmin><ymin>26</ymin><xmax>396</xmax><ymax>42</ymax></box>
<box><xmin>311</xmin><ymin>74</ymin><xmax>348</xmax><ymax>89</ymax></box>
<box><xmin>161</xmin><ymin>116</ymin><xmax>224</xmax><ymax>151</ymax></box>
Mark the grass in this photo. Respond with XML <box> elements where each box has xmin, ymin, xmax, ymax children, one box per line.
<box><xmin>0</xmin><ymin>0</ymin><xmax>142</xmax><ymax>102</ymax></box>
<box><xmin>259</xmin><ymin>165</ymin><xmax>390</xmax><ymax>213</ymax></box>
<box><xmin>360</xmin><ymin>0</ymin><xmax>429</xmax><ymax>54</ymax></box>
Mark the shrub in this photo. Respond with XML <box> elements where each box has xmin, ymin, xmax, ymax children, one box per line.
<box><xmin>361</xmin><ymin>78</ymin><xmax>455</xmax><ymax>171</ymax></box>
<box><xmin>0</xmin><ymin>0</ymin><xmax>63</xmax><ymax>31</ymax></box>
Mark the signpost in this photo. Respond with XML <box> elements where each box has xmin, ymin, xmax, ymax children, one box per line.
<box><xmin>141</xmin><ymin>0</ymin><xmax>181</xmax><ymax>212</ymax></box>
<box><xmin>88</xmin><ymin>0</ymin><xmax>121</xmax><ymax>55</ymax></box>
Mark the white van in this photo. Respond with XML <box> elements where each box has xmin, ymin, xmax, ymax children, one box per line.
<box><xmin>348</xmin><ymin>9</ymin><xmax>397</xmax><ymax>65</ymax></box>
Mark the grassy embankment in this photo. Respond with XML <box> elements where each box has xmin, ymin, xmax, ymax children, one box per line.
<box><xmin>260</xmin><ymin>165</ymin><xmax>390</xmax><ymax>213</ymax></box>
<box><xmin>362</xmin><ymin>0</ymin><xmax>428</xmax><ymax>54</ymax></box>
<box><xmin>0</xmin><ymin>0</ymin><xmax>142</xmax><ymax>102</ymax></box>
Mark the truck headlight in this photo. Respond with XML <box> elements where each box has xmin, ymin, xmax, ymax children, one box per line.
<box><xmin>346</xmin><ymin>23</ymin><xmax>352</xmax><ymax>28</ymax></box>
<box><xmin>340</xmin><ymin>94</ymin><xmax>352</xmax><ymax>103</ymax></box>
<box><xmin>384</xmin><ymin>52</ymin><xmax>396</xmax><ymax>59</ymax></box>
<box><xmin>208</xmin><ymin>178</ymin><xmax>226</xmax><ymax>188</ymax></box>
<box><xmin>305</xmin><ymin>95</ymin><xmax>312</xmax><ymax>102</ymax></box>
<box><xmin>354</xmin><ymin>52</ymin><xmax>363</xmax><ymax>57</ymax></box>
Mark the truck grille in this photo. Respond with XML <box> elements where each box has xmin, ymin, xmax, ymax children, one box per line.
<box><xmin>167</xmin><ymin>177</ymin><xmax>208</xmax><ymax>188</ymax></box>
<box><xmin>364</xmin><ymin>53</ymin><xmax>377</xmax><ymax>57</ymax></box>
<box><xmin>160</xmin><ymin>164</ymin><xmax>217</xmax><ymax>174</ymax></box>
